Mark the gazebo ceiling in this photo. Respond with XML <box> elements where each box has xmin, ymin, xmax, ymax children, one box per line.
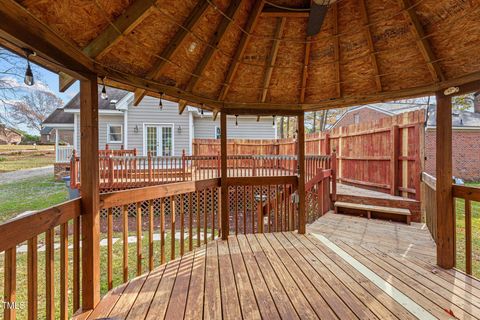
<box><xmin>1</xmin><ymin>0</ymin><xmax>480</xmax><ymax>114</ymax></box>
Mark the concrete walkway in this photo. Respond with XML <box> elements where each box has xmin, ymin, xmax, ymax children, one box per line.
<box><xmin>0</xmin><ymin>165</ymin><xmax>53</xmax><ymax>184</ymax></box>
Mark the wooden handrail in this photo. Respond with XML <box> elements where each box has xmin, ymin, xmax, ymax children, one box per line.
<box><xmin>422</xmin><ymin>172</ymin><xmax>436</xmax><ymax>191</ymax></box>
<box><xmin>225</xmin><ymin>175</ymin><xmax>298</xmax><ymax>187</ymax></box>
<box><xmin>100</xmin><ymin>178</ymin><xmax>220</xmax><ymax>209</ymax></box>
<box><xmin>453</xmin><ymin>184</ymin><xmax>480</xmax><ymax>201</ymax></box>
<box><xmin>0</xmin><ymin>198</ymin><xmax>81</xmax><ymax>252</ymax></box>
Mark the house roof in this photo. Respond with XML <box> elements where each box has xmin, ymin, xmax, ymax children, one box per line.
<box><xmin>427</xmin><ymin>105</ymin><xmax>480</xmax><ymax>128</ymax></box>
<box><xmin>42</xmin><ymin>108</ymin><xmax>74</xmax><ymax>125</ymax></box>
<box><xmin>64</xmin><ymin>86</ymin><xmax>129</xmax><ymax>110</ymax></box>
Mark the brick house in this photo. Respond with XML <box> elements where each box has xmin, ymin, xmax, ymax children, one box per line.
<box><xmin>424</xmin><ymin>94</ymin><xmax>480</xmax><ymax>181</ymax></box>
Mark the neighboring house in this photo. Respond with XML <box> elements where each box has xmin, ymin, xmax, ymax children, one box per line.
<box><xmin>0</xmin><ymin>124</ymin><xmax>23</xmax><ymax>145</ymax></box>
<box><xmin>42</xmin><ymin>85</ymin><xmax>277</xmax><ymax>159</ymax></box>
<box><xmin>40</xmin><ymin>126</ymin><xmax>74</xmax><ymax>145</ymax></box>
<box><xmin>332</xmin><ymin>102</ymin><xmax>429</xmax><ymax>128</ymax></box>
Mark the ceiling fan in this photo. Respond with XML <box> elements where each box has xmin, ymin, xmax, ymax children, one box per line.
<box><xmin>307</xmin><ymin>0</ymin><xmax>336</xmax><ymax>36</ymax></box>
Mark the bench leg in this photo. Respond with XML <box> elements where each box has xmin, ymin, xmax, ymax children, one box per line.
<box><xmin>334</xmin><ymin>206</ymin><xmax>338</xmax><ymax>214</ymax></box>
<box><xmin>367</xmin><ymin>211</ymin><xmax>371</xmax><ymax>219</ymax></box>
<box><xmin>406</xmin><ymin>216</ymin><xmax>411</xmax><ymax>225</ymax></box>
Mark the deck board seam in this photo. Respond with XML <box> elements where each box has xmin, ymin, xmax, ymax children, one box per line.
<box><xmin>226</xmin><ymin>239</ymin><xmax>245</xmax><ymax>319</ymax></box>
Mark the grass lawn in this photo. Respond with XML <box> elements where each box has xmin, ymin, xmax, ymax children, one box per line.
<box><xmin>0</xmin><ymin>150</ymin><xmax>55</xmax><ymax>173</ymax></box>
<box><xmin>455</xmin><ymin>181</ymin><xmax>480</xmax><ymax>278</ymax></box>
<box><xmin>0</xmin><ymin>174</ymin><xmax>69</xmax><ymax>223</ymax></box>
<box><xmin>0</xmin><ymin>145</ymin><xmax>53</xmax><ymax>151</ymax></box>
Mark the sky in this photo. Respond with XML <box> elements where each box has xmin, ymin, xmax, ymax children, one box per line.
<box><xmin>0</xmin><ymin>48</ymin><xmax>79</xmax><ymax>133</ymax></box>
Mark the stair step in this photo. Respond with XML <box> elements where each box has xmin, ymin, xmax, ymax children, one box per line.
<box><xmin>334</xmin><ymin>201</ymin><xmax>411</xmax><ymax>224</ymax></box>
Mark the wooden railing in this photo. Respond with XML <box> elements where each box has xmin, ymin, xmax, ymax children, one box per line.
<box><xmin>422</xmin><ymin>171</ymin><xmax>479</xmax><ymax>276</ymax></box>
<box><xmin>453</xmin><ymin>184</ymin><xmax>480</xmax><ymax>276</ymax></box>
<box><xmin>71</xmin><ymin>153</ymin><xmax>334</xmax><ymax>190</ymax></box>
<box><xmin>0</xmin><ymin>199</ymin><xmax>82</xmax><ymax>320</ymax></box>
<box><xmin>55</xmin><ymin>145</ymin><xmax>74</xmax><ymax>163</ymax></box>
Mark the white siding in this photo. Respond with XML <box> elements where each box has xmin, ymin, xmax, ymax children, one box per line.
<box><xmin>75</xmin><ymin>113</ymin><xmax>124</xmax><ymax>154</ymax></box>
<box><xmin>193</xmin><ymin>115</ymin><xmax>276</xmax><ymax>139</ymax></box>
<box><xmin>126</xmin><ymin>96</ymin><xmax>190</xmax><ymax>156</ymax></box>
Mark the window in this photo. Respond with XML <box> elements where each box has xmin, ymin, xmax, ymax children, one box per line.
<box><xmin>144</xmin><ymin>124</ymin><xmax>174</xmax><ymax>156</ymax></box>
<box><xmin>107</xmin><ymin>124</ymin><xmax>123</xmax><ymax>143</ymax></box>
<box><xmin>162</xmin><ymin>126</ymin><xmax>172</xmax><ymax>156</ymax></box>
<box><xmin>215</xmin><ymin>126</ymin><xmax>221</xmax><ymax>139</ymax></box>
<box><xmin>353</xmin><ymin>113</ymin><xmax>360</xmax><ymax>124</ymax></box>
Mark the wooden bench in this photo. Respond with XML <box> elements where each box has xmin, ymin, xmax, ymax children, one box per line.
<box><xmin>334</xmin><ymin>201</ymin><xmax>411</xmax><ymax>225</ymax></box>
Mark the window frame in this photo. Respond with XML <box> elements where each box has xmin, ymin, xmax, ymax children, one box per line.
<box><xmin>106</xmin><ymin>124</ymin><xmax>123</xmax><ymax>144</ymax></box>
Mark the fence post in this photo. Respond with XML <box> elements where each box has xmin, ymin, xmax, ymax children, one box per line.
<box><xmin>108</xmin><ymin>155</ymin><xmax>114</xmax><ymax>188</ymax></box>
<box><xmin>70</xmin><ymin>150</ymin><xmax>77</xmax><ymax>189</ymax></box>
<box><xmin>325</xmin><ymin>133</ymin><xmax>330</xmax><ymax>155</ymax></box>
<box><xmin>390</xmin><ymin>125</ymin><xmax>400</xmax><ymax>196</ymax></box>
<box><xmin>331</xmin><ymin>150</ymin><xmax>337</xmax><ymax>202</ymax></box>
<box><xmin>217</xmin><ymin>151</ymin><xmax>221</xmax><ymax>178</ymax></box>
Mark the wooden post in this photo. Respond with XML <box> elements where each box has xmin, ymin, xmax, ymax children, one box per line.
<box><xmin>324</xmin><ymin>133</ymin><xmax>331</xmax><ymax>155</ymax></box>
<box><xmin>220</xmin><ymin>112</ymin><xmax>229</xmax><ymax>239</ymax></box>
<box><xmin>390</xmin><ymin>125</ymin><xmax>399</xmax><ymax>195</ymax></box>
<box><xmin>80</xmin><ymin>76</ymin><xmax>100</xmax><ymax>310</ymax></box>
<box><xmin>297</xmin><ymin>113</ymin><xmax>306</xmax><ymax>234</ymax></box>
<box><xmin>435</xmin><ymin>91</ymin><xmax>454</xmax><ymax>269</ymax></box>
<box><xmin>331</xmin><ymin>151</ymin><xmax>337</xmax><ymax>202</ymax></box>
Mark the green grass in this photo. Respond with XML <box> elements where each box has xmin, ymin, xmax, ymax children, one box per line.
<box><xmin>0</xmin><ymin>151</ymin><xmax>54</xmax><ymax>173</ymax></box>
<box><xmin>0</xmin><ymin>174</ymin><xmax>69</xmax><ymax>223</ymax></box>
<box><xmin>455</xmin><ymin>181</ymin><xmax>480</xmax><ymax>278</ymax></box>
<box><xmin>0</xmin><ymin>145</ymin><xmax>53</xmax><ymax>151</ymax></box>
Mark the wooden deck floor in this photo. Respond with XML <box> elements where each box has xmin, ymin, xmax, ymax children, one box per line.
<box><xmin>78</xmin><ymin>215</ymin><xmax>480</xmax><ymax>320</ymax></box>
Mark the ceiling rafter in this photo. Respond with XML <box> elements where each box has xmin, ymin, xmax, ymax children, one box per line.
<box><xmin>60</xmin><ymin>0</ymin><xmax>156</xmax><ymax>92</ymax></box>
<box><xmin>299</xmin><ymin>36</ymin><xmax>311</xmax><ymax>103</ymax></box>
<box><xmin>218</xmin><ymin>0</ymin><xmax>265</xmax><ymax>101</ymax></box>
<box><xmin>359</xmin><ymin>0</ymin><xmax>382</xmax><ymax>92</ymax></box>
<box><xmin>133</xmin><ymin>0</ymin><xmax>210</xmax><ymax>105</ymax></box>
<box><xmin>178</xmin><ymin>100</ymin><xmax>187</xmax><ymax>114</ymax></box>
<box><xmin>332</xmin><ymin>3</ymin><xmax>341</xmax><ymax>98</ymax></box>
<box><xmin>399</xmin><ymin>0</ymin><xmax>445</xmax><ymax>82</ymax></box>
<box><xmin>261</xmin><ymin>17</ymin><xmax>286</xmax><ymax>102</ymax></box>
<box><xmin>186</xmin><ymin>0</ymin><xmax>244</xmax><ymax>93</ymax></box>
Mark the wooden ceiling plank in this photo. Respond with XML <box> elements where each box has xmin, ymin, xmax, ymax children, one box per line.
<box><xmin>332</xmin><ymin>3</ymin><xmax>341</xmax><ymax>98</ymax></box>
<box><xmin>186</xmin><ymin>0</ymin><xmax>244</xmax><ymax>93</ymax></box>
<box><xmin>399</xmin><ymin>0</ymin><xmax>445</xmax><ymax>82</ymax></box>
<box><xmin>359</xmin><ymin>0</ymin><xmax>382</xmax><ymax>92</ymax></box>
<box><xmin>261</xmin><ymin>5</ymin><xmax>309</xmax><ymax>18</ymax></box>
<box><xmin>261</xmin><ymin>17</ymin><xmax>286</xmax><ymax>102</ymax></box>
<box><xmin>300</xmin><ymin>36</ymin><xmax>311</xmax><ymax>103</ymax></box>
<box><xmin>60</xmin><ymin>0</ymin><xmax>156</xmax><ymax>91</ymax></box>
<box><xmin>134</xmin><ymin>0</ymin><xmax>210</xmax><ymax>105</ymax></box>
<box><xmin>218</xmin><ymin>0</ymin><xmax>265</xmax><ymax>101</ymax></box>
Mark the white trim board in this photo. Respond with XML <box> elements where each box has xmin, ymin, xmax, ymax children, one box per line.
<box><xmin>311</xmin><ymin>233</ymin><xmax>436</xmax><ymax>320</ymax></box>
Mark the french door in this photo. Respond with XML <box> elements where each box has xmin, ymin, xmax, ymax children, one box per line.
<box><xmin>145</xmin><ymin>125</ymin><xmax>173</xmax><ymax>156</ymax></box>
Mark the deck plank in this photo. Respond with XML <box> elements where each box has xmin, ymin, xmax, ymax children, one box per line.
<box><xmin>184</xmin><ymin>247</ymin><xmax>207</xmax><ymax>319</ymax></box>
<box><xmin>203</xmin><ymin>240</ymin><xmax>222</xmax><ymax>319</ymax></box>
<box><xmin>164</xmin><ymin>251</ymin><xmax>195</xmax><ymax>319</ymax></box>
<box><xmin>217</xmin><ymin>239</ymin><xmax>243</xmax><ymax>319</ymax></box>
<box><xmin>108</xmin><ymin>274</ymin><xmax>148</xmax><ymax>319</ymax></box>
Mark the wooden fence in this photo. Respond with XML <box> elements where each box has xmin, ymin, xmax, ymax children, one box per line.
<box><xmin>193</xmin><ymin>110</ymin><xmax>425</xmax><ymax>200</ymax></box>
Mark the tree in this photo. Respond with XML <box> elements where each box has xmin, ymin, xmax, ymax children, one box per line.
<box><xmin>0</xmin><ymin>48</ymin><xmax>25</xmax><ymax>125</ymax></box>
<box><xmin>452</xmin><ymin>93</ymin><xmax>475</xmax><ymax>111</ymax></box>
<box><xmin>9</xmin><ymin>90</ymin><xmax>63</xmax><ymax>132</ymax></box>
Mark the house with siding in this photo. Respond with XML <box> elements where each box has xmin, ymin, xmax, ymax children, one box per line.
<box><xmin>42</xmin><ymin>86</ymin><xmax>277</xmax><ymax>161</ymax></box>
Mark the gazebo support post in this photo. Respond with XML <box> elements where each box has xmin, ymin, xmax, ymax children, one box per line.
<box><xmin>80</xmin><ymin>75</ymin><xmax>101</xmax><ymax>309</ymax></box>
<box><xmin>297</xmin><ymin>113</ymin><xmax>306</xmax><ymax>234</ymax></box>
<box><xmin>435</xmin><ymin>91</ymin><xmax>454</xmax><ymax>269</ymax></box>
<box><xmin>220</xmin><ymin>112</ymin><xmax>229</xmax><ymax>240</ymax></box>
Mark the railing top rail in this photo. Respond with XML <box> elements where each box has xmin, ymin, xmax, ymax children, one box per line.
<box><xmin>453</xmin><ymin>184</ymin><xmax>480</xmax><ymax>202</ymax></box>
<box><xmin>421</xmin><ymin>172</ymin><xmax>436</xmax><ymax>190</ymax></box>
<box><xmin>225</xmin><ymin>175</ymin><xmax>298</xmax><ymax>187</ymax></box>
<box><xmin>0</xmin><ymin>198</ymin><xmax>81</xmax><ymax>252</ymax></box>
<box><xmin>100</xmin><ymin>178</ymin><xmax>220</xmax><ymax>209</ymax></box>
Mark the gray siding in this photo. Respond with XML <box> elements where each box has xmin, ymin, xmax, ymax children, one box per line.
<box><xmin>193</xmin><ymin>115</ymin><xmax>276</xmax><ymax>139</ymax></box>
<box><xmin>126</xmin><ymin>96</ymin><xmax>190</xmax><ymax>156</ymax></box>
<box><xmin>75</xmin><ymin>113</ymin><xmax>124</xmax><ymax>154</ymax></box>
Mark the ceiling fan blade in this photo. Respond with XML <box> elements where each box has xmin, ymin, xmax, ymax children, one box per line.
<box><xmin>307</xmin><ymin>3</ymin><xmax>328</xmax><ymax>36</ymax></box>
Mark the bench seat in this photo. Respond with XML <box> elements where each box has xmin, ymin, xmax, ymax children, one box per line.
<box><xmin>334</xmin><ymin>201</ymin><xmax>411</xmax><ymax>224</ymax></box>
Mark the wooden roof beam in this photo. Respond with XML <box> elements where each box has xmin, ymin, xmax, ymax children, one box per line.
<box><xmin>359</xmin><ymin>0</ymin><xmax>382</xmax><ymax>92</ymax></box>
<box><xmin>300</xmin><ymin>36</ymin><xmax>311</xmax><ymax>103</ymax></box>
<box><xmin>134</xmin><ymin>0</ymin><xmax>210</xmax><ymax>105</ymax></box>
<box><xmin>261</xmin><ymin>4</ymin><xmax>310</xmax><ymax>18</ymax></box>
<box><xmin>218</xmin><ymin>0</ymin><xmax>265</xmax><ymax>101</ymax></box>
<box><xmin>59</xmin><ymin>0</ymin><xmax>156</xmax><ymax>91</ymax></box>
<box><xmin>186</xmin><ymin>0</ymin><xmax>244</xmax><ymax>93</ymax></box>
<box><xmin>59</xmin><ymin>71</ymin><xmax>76</xmax><ymax>92</ymax></box>
<box><xmin>178</xmin><ymin>100</ymin><xmax>187</xmax><ymax>115</ymax></box>
<box><xmin>261</xmin><ymin>17</ymin><xmax>286</xmax><ymax>102</ymax></box>
<box><xmin>399</xmin><ymin>0</ymin><xmax>445</xmax><ymax>82</ymax></box>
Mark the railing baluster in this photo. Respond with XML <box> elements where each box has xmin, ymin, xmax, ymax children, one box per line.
<box><xmin>180</xmin><ymin>194</ymin><xmax>185</xmax><ymax>256</ymax></box>
<box><xmin>60</xmin><ymin>223</ymin><xmax>68</xmax><ymax>320</ymax></box>
<box><xmin>170</xmin><ymin>196</ymin><xmax>176</xmax><ymax>261</ymax></box>
<box><xmin>73</xmin><ymin>216</ymin><xmax>80</xmax><ymax>311</ymax></box>
<box><xmin>235</xmin><ymin>186</ymin><xmax>238</xmax><ymax>235</ymax></box>
<box><xmin>160</xmin><ymin>198</ymin><xmax>166</xmax><ymax>264</ymax></box>
<box><xmin>45</xmin><ymin>228</ymin><xmax>54</xmax><ymax>320</ymax></box>
<box><xmin>107</xmin><ymin>208</ymin><xmax>113</xmax><ymax>289</ymax></box>
<box><xmin>149</xmin><ymin>199</ymin><xmax>154</xmax><ymax>271</ymax></box>
<box><xmin>243</xmin><ymin>186</ymin><xmax>247</xmax><ymax>234</ymax></box>
<box><xmin>27</xmin><ymin>236</ymin><xmax>37</xmax><ymax>320</ymax></box>
<box><xmin>196</xmin><ymin>190</ymin><xmax>201</xmax><ymax>248</ymax></box>
<box><xmin>267</xmin><ymin>185</ymin><xmax>271</xmax><ymax>232</ymax></box>
<box><xmin>211</xmin><ymin>187</ymin><xmax>215</xmax><ymax>240</ymax></box>
<box><xmin>203</xmin><ymin>189</ymin><xmax>207</xmax><ymax>244</ymax></box>
<box><xmin>136</xmin><ymin>202</ymin><xmax>142</xmax><ymax>276</ymax></box>
<box><xmin>122</xmin><ymin>205</ymin><xmax>129</xmax><ymax>282</ymax></box>
<box><xmin>251</xmin><ymin>186</ymin><xmax>255</xmax><ymax>233</ymax></box>
<box><xmin>189</xmin><ymin>193</ymin><xmax>193</xmax><ymax>251</ymax></box>
<box><xmin>465</xmin><ymin>199</ymin><xmax>472</xmax><ymax>275</ymax></box>
<box><xmin>4</xmin><ymin>247</ymin><xmax>16</xmax><ymax>320</ymax></box>
<box><xmin>258</xmin><ymin>186</ymin><xmax>264</xmax><ymax>233</ymax></box>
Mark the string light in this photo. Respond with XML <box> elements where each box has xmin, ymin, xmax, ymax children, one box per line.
<box><xmin>101</xmin><ymin>77</ymin><xmax>108</xmax><ymax>100</ymax></box>
<box><xmin>235</xmin><ymin>115</ymin><xmax>239</xmax><ymax>127</ymax></box>
<box><xmin>159</xmin><ymin>92</ymin><xmax>163</xmax><ymax>109</ymax></box>
<box><xmin>23</xmin><ymin>48</ymin><xmax>35</xmax><ymax>86</ymax></box>
<box><xmin>200</xmin><ymin>107</ymin><xmax>204</xmax><ymax>118</ymax></box>
<box><xmin>272</xmin><ymin>115</ymin><xmax>276</xmax><ymax>128</ymax></box>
